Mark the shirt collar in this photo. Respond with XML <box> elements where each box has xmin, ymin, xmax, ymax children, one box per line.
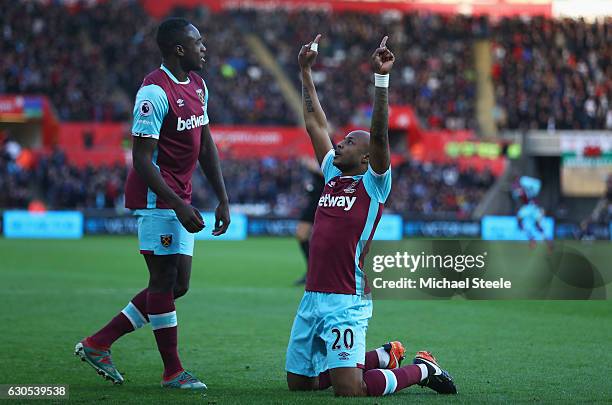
<box><xmin>160</xmin><ymin>64</ymin><xmax>190</xmax><ymax>85</ymax></box>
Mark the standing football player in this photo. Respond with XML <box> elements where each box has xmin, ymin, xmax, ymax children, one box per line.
<box><xmin>285</xmin><ymin>34</ymin><xmax>457</xmax><ymax>397</ymax></box>
<box><xmin>513</xmin><ymin>175</ymin><xmax>552</xmax><ymax>249</ymax></box>
<box><xmin>75</xmin><ymin>18</ymin><xmax>230</xmax><ymax>390</ymax></box>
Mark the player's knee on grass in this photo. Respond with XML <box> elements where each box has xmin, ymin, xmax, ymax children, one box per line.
<box><xmin>330</xmin><ymin>368</ymin><xmax>367</xmax><ymax>397</ymax></box>
<box><xmin>287</xmin><ymin>372</ymin><xmax>318</xmax><ymax>391</ymax></box>
<box><xmin>332</xmin><ymin>379</ymin><xmax>367</xmax><ymax>397</ymax></box>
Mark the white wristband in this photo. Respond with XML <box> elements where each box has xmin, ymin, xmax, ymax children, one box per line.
<box><xmin>374</xmin><ymin>73</ymin><xmax>389</xmax><ymax>88</ymax></box>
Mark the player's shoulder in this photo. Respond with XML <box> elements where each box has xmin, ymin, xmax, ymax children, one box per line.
<box><xmin>362</xmin><ymin>165</ymin><xmax>392</xmax><ymax>202</ymax></box>
<box><xmin>142</xmin><ymin>68</ymin><xmax>167</xmax><ymax>87</ymax></box>
<box><xmin>136</xmin><ymin>69</ymin><xmax>170</xmax><ymax>103</ymax></box>
<box><xmin>365</xmin><ymin>164</ymin><xmax>392</xmax><ymax>182</ymax></box>
<box><xmin>133</xmin><ymin>70</ymin><xmax>169</xmax><ymax>120</ymax></box>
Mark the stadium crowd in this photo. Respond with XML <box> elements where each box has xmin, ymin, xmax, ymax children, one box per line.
<box><xmin>0</xmin><ymin>140</ymin><xmax>128</xmax><ymax>210</ymax></box>
<box><xmin>2</xmin><ymin>1</ymin><xmax>609</xmax><ymax>218</ymax></box>
<box><xmin>253</xmin><ymin>10</ymin><xmax>479</xmax><ymax>131</ymax></box>
<box><xmin>492</xmin><ymin>17</ymin><xmax>612</xmax><ymax>130</ymax></box>
<box><xmin>387</xmin><ymin>160</ymin><xmax>494</xmax><ymax>218</ymax></box>
<box><xmin>1</xmin><ymin>138</ymin><xmax>493</xmax><ymax>218</ymax></box>
<box><xmin>0</xmin><ymin>1</ymin><xmax>296</xmax><ymax>124</ymax></box>
<box><xmin>1</xmin><ymin>1</ymin><xmax>609</xmax><ymax>130</ymax></box>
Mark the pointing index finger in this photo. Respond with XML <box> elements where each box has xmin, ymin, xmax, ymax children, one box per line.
<box><xmin>379</xmin><ymin>35</ymin><xmax>388</xmax><ymax>49</ymax></box>
<box><xmin>310</xmin><ymin>34</ymin><xmax>321</xmax><ymax>52</ymax></box>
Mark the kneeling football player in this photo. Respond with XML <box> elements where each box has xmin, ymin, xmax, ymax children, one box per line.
<box><xmin>286</xmin><ymin>34</ymin><xmax>457</xmax><ymax>397</ymax></box>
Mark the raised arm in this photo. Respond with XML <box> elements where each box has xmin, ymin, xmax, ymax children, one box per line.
<box><xmin>298</xmin><ymin>34</ymin><xmax>333</xmax><ymax>165</ymax></box>
<box><xmin>369</xmin><ymin>36</ymin><xmax>395</xmax><ymax>174</ymax></box>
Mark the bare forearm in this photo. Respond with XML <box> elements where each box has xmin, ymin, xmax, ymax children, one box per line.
<box><xmin>301</xmin><ymin>69</ymin><xmax>333</xmax><ymax>163</ymax></box>
<box><xmin>200</xmin><ymin>138</ymin><xmax>228</xmax><ymax>204</ymax></box>
<box><xmin>371</xmin><ymin>86</ymin><xmax>389</xmax><ymax>146</ymax></box>
<box><xmin>301</xmin><ymin>69</ymin><xmax>328</xmax><ymax>130</ymax></box>
<box><xmin>369</xmin><ymin>86</ymin><xmax>391</xmax><ymax>170</ymax></box>
<box><xmin>134</xmin><ymin>158</ymin><xmax>184</xmax><ymax>209</ymax></box>
<box><xmin>368</xmin><ymin>36</ymin><xmax>394</xmax><ymax>171</ymax></box>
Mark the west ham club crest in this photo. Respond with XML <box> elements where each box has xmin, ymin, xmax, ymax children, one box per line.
<box><xmin>160</xmin><ymin>234</ymin><xmax>173</xmax><ymax>248</ymax></box>
<box><xmin>196</xmin><ymin>89</ymin><xmax>205</xmax><ymax>105</ymax></box>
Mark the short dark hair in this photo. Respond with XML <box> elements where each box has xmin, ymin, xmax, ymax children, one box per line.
<box><xmin>156</xmin><ymin>17</ymin><xmax>191</xmax><ymax>56</ymax></box>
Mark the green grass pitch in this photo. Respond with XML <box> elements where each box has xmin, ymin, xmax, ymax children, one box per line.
<box><xmin>1</xmin><ymin>237</ymin><xmax>611</xmax><ymax>404</ymax></box>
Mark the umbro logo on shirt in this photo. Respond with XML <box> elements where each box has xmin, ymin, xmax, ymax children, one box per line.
<box><xmin>177</xmin><ymin>99</ymin><xmax>185</xmax><ymax>107</ymax></box>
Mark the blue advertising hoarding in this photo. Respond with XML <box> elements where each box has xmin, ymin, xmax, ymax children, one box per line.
<box><xmin>404</xmin><ymin>220</ymin><xmax>481</xmax><ymax>238</ymax></box>
<box><xmin>481</xmin><ymin>215</ymin><xmax>555</xmax><ymax>241</ymax></box>
<box><xmin>247</xmin><ymin>218</ymin><xmax>298</xmax><ymax>236</ymax></box>
<box><xmin>372</xmin><ymin>214</ymin><xmax>403</xmax><ymax>240</ymax></box>
<box><xmin>3</xmin><ymin>211</ymin><xmax>84</xmax><ymax>239</ymax></box>
<box><xmin>194</xmin><ymin>212</ymin><xmax>247</xmax><ymax>240</ymax></box>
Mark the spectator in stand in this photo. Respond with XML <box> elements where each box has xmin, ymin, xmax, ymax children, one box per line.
<box><xmin>0</xmin><ymin>137</ymin><xmax>34</xmax><ymax>208</ymax></box>
<box><xmin>580</xmin><ymin>174</ymin><xmax>612</xmax><ymax>238</ymax></box>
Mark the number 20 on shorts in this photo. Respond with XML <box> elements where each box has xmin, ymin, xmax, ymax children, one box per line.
<box><xmin>331</xmin><ymin>328</ymin><xmax>354</xmax><ymax>350</ymax></box>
